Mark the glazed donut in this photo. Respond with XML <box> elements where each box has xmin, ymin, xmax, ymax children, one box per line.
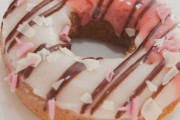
<box><xmin>1</xmin><ymin>0</ymin><xmax>180</xmax><ymax>120</ymax></box>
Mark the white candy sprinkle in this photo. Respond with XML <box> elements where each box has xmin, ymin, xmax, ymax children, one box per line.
<box><xmin>47</xmin><ymin>52</ymin><xmax>61</xmax><ymax>63</ymax></box>
<box><xmin>60</xmin><ymin>47</ymin><xmax>75</xmax><ymax>57</ymax></box>
<box><xmin>52</xmin><ymin>79</ymin><xmax>64</xmax><ymax>91</ymax></box>
<box><xmin>16</xmin><ymin>53</ymin><xmax>42</xmax><ymax>72</ymax></box>
<box><xmin>141</xmin><ymin>98</ymin><xmax>162</xmax><ymax>120</ymax></box>
<box><xmin>37</xmin><ymin>48</ymin><xmax>51</xmax><ymax>60</ymax></box>
<box><xmin>146</xmin><ymin>81</ymin><xmax>158</xmax><ymax>92</ymax></box>
<box><xmin>127</xmin><ymin>1</ymin><xmax>131</xmax><ymax>5</ymax></box>
<box><xmin>17</xmin><ymin>22</ymin><xmax>36</xmax><ymax>38</ymax></box>
<box><xmin>33</xmin><ymin>89</ymin><xmax>44</xmax><ymax>97</ymax></box>
<box><xmin>125</xmin><ymin>28</ymin><xmax>136</xmax><ymax>37</ymax></box>
<box><xmin>81</xmin><ymin>59</ymin><xmax>100</xmax><ymax>72</ymax></box>
<box><xmin>136</xmin><ymin>3</ymin><xmax>143</xmax><ymax>9</ymax></box>
<box><xmin>162</xmin><ymin>66</ymin><xmax>179</xmax><ymax>85</ymax></box>
<box><xmin>163</xmin><ymin>52</ymin><xmax>180</xmax><ymax>67</ymax></box>
<box><xmin>33</xmin><ymin>16</ymin><xmax>45</xmax><ymax>26</ymax></box>
<box><xmin>154</xmin><ymin>37</ymin><xmax>165</xmax><ymax>48</ymax></box>
<box><xmin>80</xmin><ymin>93</ymin><xmax>93</xmax><ymax>104</ymax></box>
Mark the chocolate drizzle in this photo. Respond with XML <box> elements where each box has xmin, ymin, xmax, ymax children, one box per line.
<box><xmin>47</xmin><ymin>62</ymin><xmax>86</xmax><ymax>100</ymax></box>
<box><xmin>5</xmin><ymin>0</ymin><xmax>54</xmax><ymax>44</ymax></box>
<box><xmin>6</xmin><ymin>0</ymin><xmax>68</xmax><ymax>52</ymax></box>
<box><xmin>115</xmin><ymin>60</ymin><xmax>166</xmax><ymax>118</ymax></box>
<box><xmin>3</xmin><ymin>0</ymin><xmax>18</xmax><ymax>19</ymax></box>
<box><xmin>90</xmin><ymin>47</ymin><xmax>153</xmax><ymax>114</ymax></box>
<box><xmin>134</xmin><ymin>0</ymin><xmax>156</xmax><ymax>27</ymax></box>
<box><xmin>121</xmin><ymin>0</ymin><xmax>142</xmax><ymax>37</ymax></box>
<box><xmin>92</xmin><ymin>0</ymin><xmax>104</xmax><ymax>19</ymax></box>
<box><xmin>80</xmin><ymin>20</ymin><xmax>162</xmax><ymax>114</ymax></box>
<box><xmin>92</xmin><ymin>0</ymin><xmax>114</xmax><ymax>20</ymax></box>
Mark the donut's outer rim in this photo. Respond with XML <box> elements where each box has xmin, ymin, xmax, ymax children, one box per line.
<box><xmin>1</xmin><ymin>23</ymin><xmax>180</xmax><ymax>120</ymax></box>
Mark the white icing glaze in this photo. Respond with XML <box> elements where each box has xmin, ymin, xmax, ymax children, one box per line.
<box><xmin>1</xmin><ymin>0</ymin><xmax>180</xmax><ymax>120</ymax></box>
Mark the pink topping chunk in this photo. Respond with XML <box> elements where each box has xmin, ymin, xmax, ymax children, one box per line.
<box><xmin>156</xmin><ymin>5</ymin><xmax>171</xmax><ymax>24</ymax></box>
<box><xmin>15</xmin><ymin>37</ymin><xmax>34</xmax><ymax>58</ymax></box>
<box><xmin>105</xmin><ymin>69</ymin><xmax>114</xmax><ymax>82</ymax></box>
<box><xmin>48</xmin><ymin>98</ymin><xmax>55</xmax><ymax>120</ymax></box>
<box><xmin>118</xmin><ymin>96</ymin><xmax>139</xmax><ymax>120</ymax></box>
<box><xmin>5</xmin><ymin>72</ymin><xmax>18</xmax><ymax>93</ymax></box>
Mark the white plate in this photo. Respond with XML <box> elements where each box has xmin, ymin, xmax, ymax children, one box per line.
<box><xmin>0</xmin><ymin>0</ymin><xmax>180</xmax><ymax>120</ymax></box>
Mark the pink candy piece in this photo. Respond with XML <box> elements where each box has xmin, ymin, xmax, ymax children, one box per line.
<box><xmin>16</xmin><ymin>0</ymin><xmax>26</xmax><ymax>7</ymax></box>
<box><xmin>147</xmin><ymin>51</ymin><xmax>163</xmax><ymax>64</ymax></box>
<box><xmin>10</xmin><ymin>74</ymin><xmax>18</xmax><ymax>93</ymax></box>
<box><xmin>48</xmin><ymin>98</ymin><xmax>55</xmax><ymax>120</ymax></box>
<box><xmin>118</xmin><ymin>96</ymin><xmax>139</xmax><ymax>120</ymax></box>
<box><xmin>5</xmin><ymin>72</ymin><xmax>18</xmax><ymax>93</ymax></box>
<box><xmin>158</xmin><ymin>39</ymin><xmax>178</xmax><ymax>53</ymax></box>
<box><xmin>105</xmin><ymin>69</ymin><xmax>114</xmax><ymax>82</ymax></box>
<box><xmin>156</xmin><ymin>5</ymin><xmax>172</xmax><ymax>24</ymax></box>
<box><xmin>59</xmin><ymin>25</ymin><xmax>71</xmax><ymax>43</ymax></box>
<box><xmin>166</xmin><ymin>32</ymin><xmax>174</xmax><ymax>40</ymax></box>
<box><xmin>131</xmin><ymin>96</ymin><xmax>139</xmax><ymax>120</ymax></box>
<box><xmin>15</xmin><ymin>37</ymin><xmax>34</xmax><ymax>58</ymax></box>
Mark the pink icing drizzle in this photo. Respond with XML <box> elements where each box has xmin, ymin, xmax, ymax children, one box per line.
<box><xmin>156</xmin><ymin>5</ymin><xmax>171</xmax><ymax>24</ymax></box>
<box><xmin>48</xmin><ymin>98</ymin><xmax>55</xmax><ymax>120</ymax></box>
<box><xmin>15</xmin><ymin>37</ymin><xmax>34</xmax><ymax>58</ymax></box>
<box><xmin>105</xmin><ymin>69</ymin><xmax>114</xmax><ymax>82</ymax></box>
<box><xmin>59</xmin><ymin>25</ymin><xmax>71</xmax><ymax>42</ymax></box>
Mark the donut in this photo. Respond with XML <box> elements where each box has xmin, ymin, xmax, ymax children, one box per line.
<box><xmin>1</xmin><ymin>0</ymin><xmax>180</xmax><ymax>120</ymax></box>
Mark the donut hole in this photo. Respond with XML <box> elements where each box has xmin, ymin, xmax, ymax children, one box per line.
<box><xmin>71</xmin><ymin>38</ymin><xmax>126</xmax><ymax>58</ymax></box>
<box><xmin>69</xmin><ymin>13</ymin><xmax>135</xmax><ymax>58</ymax></box>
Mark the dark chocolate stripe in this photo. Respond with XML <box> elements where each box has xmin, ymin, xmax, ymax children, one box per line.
<box><xmin>33</xmin><ymin>43</ymin><xmax>47</xmax><ymax>53</ymax></box>
<box><xmin>7</xmin><ymin>0</ymin><xmax>68</xmax><ymax>52</ymax></box>
<box><xmin>5</xmin><ymin>0</ymin><xmax>54</xmax><ymax>44</ymax></box>
<box><xmin>40</xmin><ymin>0</ymin><xmax>68</xmax><ymax>18</ymax></box>
<box><xmin>47</xmin><ymin>62</ymin><xmax>86</xmax><ymax>100</ymax></box>
<box><xmin>115</xmin><ymin>60</ymin><xmax>166</xmax><ymax>118</ymax></box>
<box><xmin>134</xmin><ymin>0</ymin><xmax>156</xmax><ymax>27</ymax></box>
<box><xmin>92</xmin><ymin>0</ymin><xmax>104</xmax><ymax>19</ymax></box>
<box><xmin>114</xmin><ymin>20</ymin><xmax>162</xmax><ymax>75</ymax></box>
<box><xmin>90</xmin><ymin>47</ymin><xmax>153</xmax><ymax>114</ymax></box>
<box><xmin>100</xmin><ymin>0</ymin><xmax>114</xmax><ymax>20</ymax></box>
<box><xmin>48</xmin><ymin>43</ymin><xmax>72</xmax><ymax>52</ymax></box>
<box><xmin>3</xmin><ymin>0</ymin><xmax>18</xmax><ymax>18</ymax></box>
<box><xmin>80</xmin><ymin>20</ymin><xmax>162</xmax><ymax>114</ymax></box>
<box><xmin>121</xmin><ymin>0</ymin><xmax>142</xmax><ymax>37</ymax></box>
